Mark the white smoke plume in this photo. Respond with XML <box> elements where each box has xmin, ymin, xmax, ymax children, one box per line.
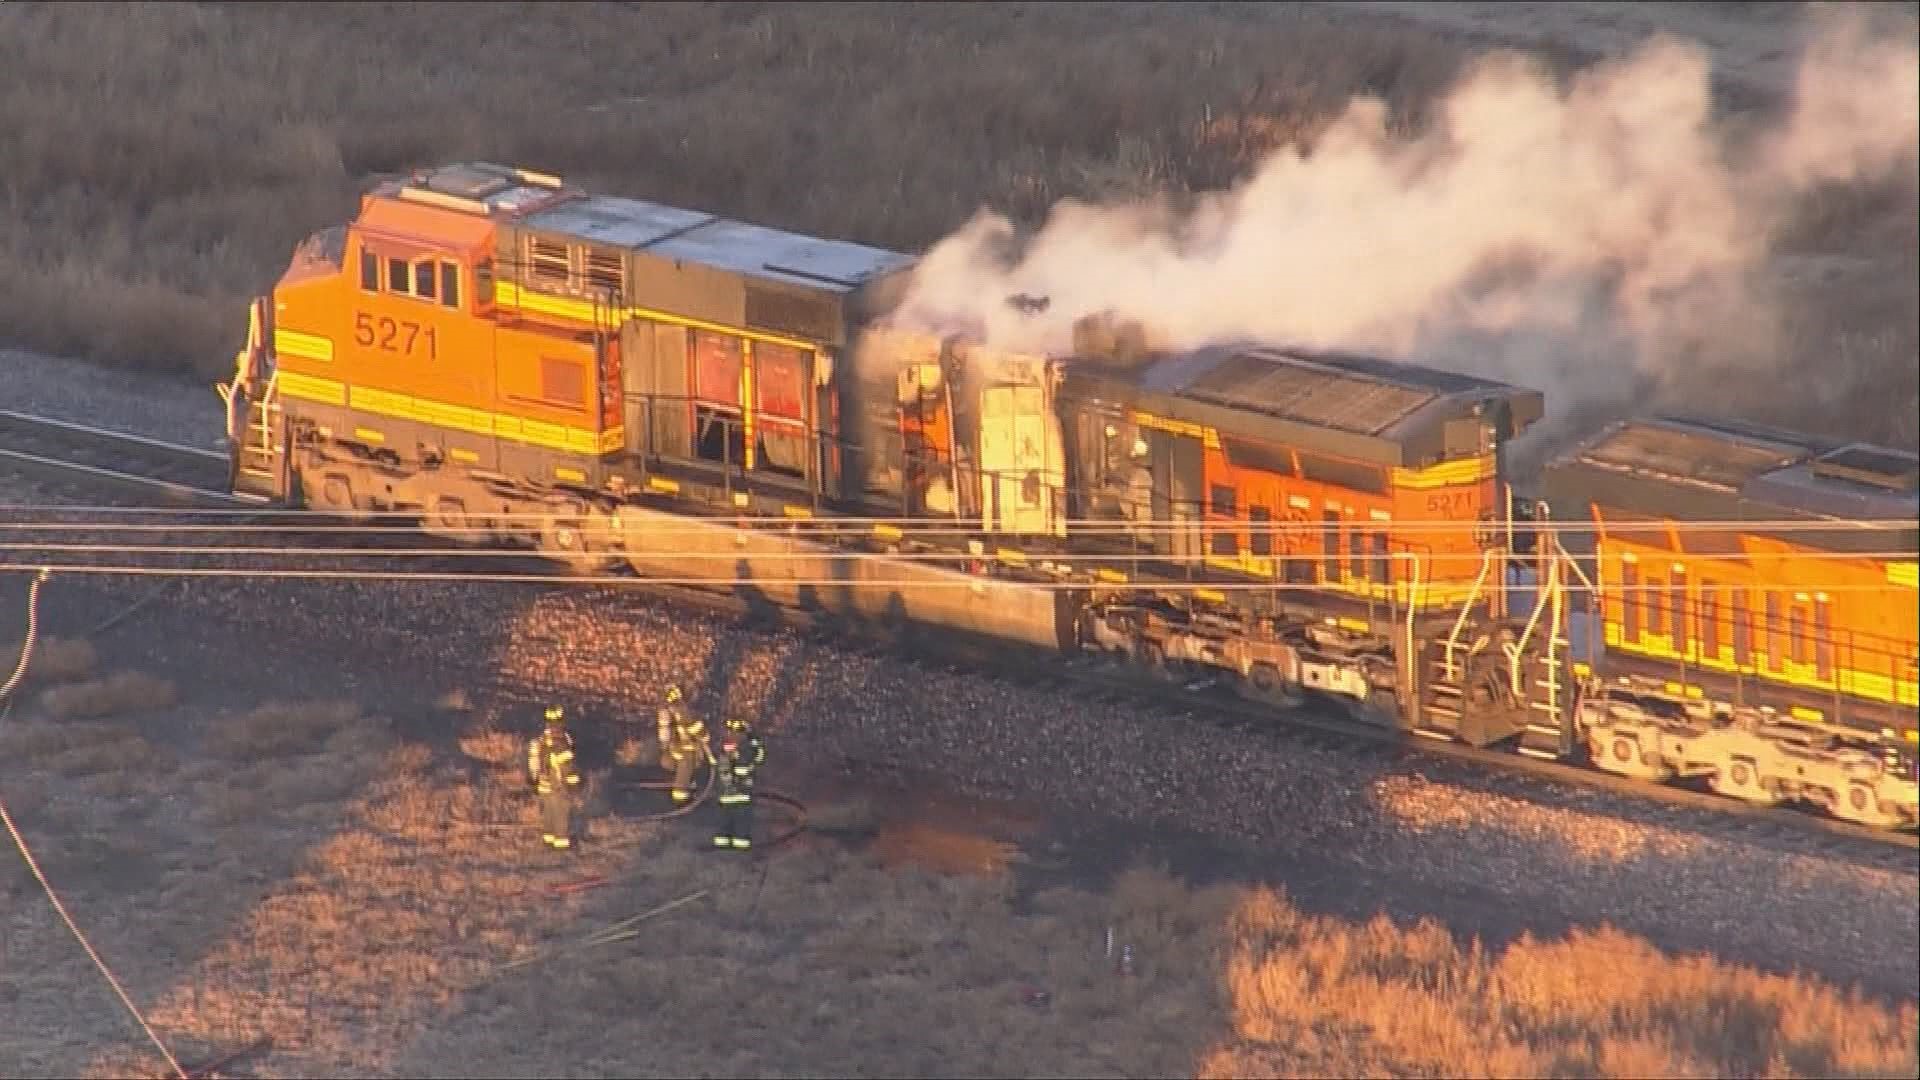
<box><xmin>886</xmin><ymin>7</ymin><xmax>1919</xmax><ymax>443</ymax></box>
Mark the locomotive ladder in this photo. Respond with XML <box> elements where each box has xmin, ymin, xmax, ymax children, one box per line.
<box><xmin>230</xmin><ymin>388</ymin><xmax>287</xmax><ymax>502</ymax></box>
<box><xmin>218</xmin><ymin>297</ymin><xmax>290</xmax><ymax>503</ymax></box>
<box><xmin>1413</xmin><ymin>548</ymin><xmax>1501</xmax><ymax>746</ymax></box>
<box><xmin>1513</xmin><ymin>538</ymin><xmax>1591</xmax><ymax>760</ymax></box>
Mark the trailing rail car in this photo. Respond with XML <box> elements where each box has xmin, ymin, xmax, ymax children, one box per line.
<box><xmin>1542</xmin><ymin>417</ymin><xmax>1920</xmax><ymax>827</ymax></box>
<box><xmin>216</xmin><ymin>161</ymin><xmax>1917</xmax><ymax>830</ymax></box>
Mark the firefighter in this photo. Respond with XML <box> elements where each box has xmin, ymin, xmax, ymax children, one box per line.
<box><xmin>661</xmin><ymin>698</ymin><xmax>710</xmax><ymax>805</ymax></box>
<box><xmin>712</xmin><ymin>718</ymin><xmax>766</xmax><ymax>852</ymax></box>
<box><xmin>655</xmin><ymin>684</ymin><xmax>685</xmax><ymax>756</ymax></box>
<box><xmin>526</xmin><ymin>705</ymin><xmax>583</xmax><ymax>851</ymax></box>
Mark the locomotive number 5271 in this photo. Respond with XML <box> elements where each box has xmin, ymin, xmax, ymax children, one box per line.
<box><xmin>353</xmin><ymin>312</ymin><xmax>439</xmax><ymax>361</ymax></box>
<box><xmin>1425</xmin><ymin>489</ymin><xmax>1479</xmax><ymax>517</ymax></box>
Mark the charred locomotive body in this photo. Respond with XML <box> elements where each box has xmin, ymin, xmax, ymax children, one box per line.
<box><xmin>218</xmin><ymin>163</ymin><xmax>1918</xmax><ymax>832</ymax></box>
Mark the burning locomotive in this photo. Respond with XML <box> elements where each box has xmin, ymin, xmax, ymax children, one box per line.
<box><xmin>219</xmin><ymin>162</ymin><xmax>1918</xmax><ymax>829</ymax></box>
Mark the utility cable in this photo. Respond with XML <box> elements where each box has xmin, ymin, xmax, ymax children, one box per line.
<box><xmin>0</xmin><ymin>562</ymin><xmax>1906</xmax><ymax>595</ymax></box>
<box><xmin>5</xmin><ymin>540</ymin><xmax>1914</xmax><ymax>566</ymax></box>
<box><xmin>0</xmin><ymin>570</ymin><xmax>188</xmax><ymax>1080</ymax></box>
<box><xmin>0</xmin><ymin>504</ymin><xmax>1912</xmax><ymax>535</ymax></box>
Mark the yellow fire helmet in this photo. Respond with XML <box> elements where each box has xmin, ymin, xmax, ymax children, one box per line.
<box><xmin>726</xmin><ymin>717</ymin><xmax>749</xmax><ymax>733</ymax></box>
<box><xmin>545</xmin><ymin>704</ymin><xmax>566</xmax><ymax>725</ymax></box>
<box><xmin>665</xmin><ymin>686</ymin><xmax>682</xmax><ymax>704</ymax></box>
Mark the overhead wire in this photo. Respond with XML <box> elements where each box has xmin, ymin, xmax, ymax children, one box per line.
<box><xmin>0</xmin><ymin>561</ymin><xmax>1910</xmax><ymax>596</ymax></box>
<box><xmin>0</xmin><ymin>505</ymin><xmax>1912</xmax><ymax>536</ymax></box>
<box><xmin>5</xmin><ymin>540</ymin><xmax>1917</xmax><ymax>565</ymax></box>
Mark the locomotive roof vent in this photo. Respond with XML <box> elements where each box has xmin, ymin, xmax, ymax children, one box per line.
<box><xmin>1810</xmin><ymin>444</ymin><xmax>1920</xmax><ymax>494</ymax></box>
<box><xmin>395</xmin><ymin>162</ymin><xmax>572</xmax><ymax>216</ymax></box>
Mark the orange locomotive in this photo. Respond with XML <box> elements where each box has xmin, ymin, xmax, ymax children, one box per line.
<box><xmin>222</xmin><ymin>162</ymin><xmax>916</xmax><ymax>562</ymax></box>
<box><xmin>1544</xmin><ymin>418</ymin><xmax>1919</xmax><ymax>826</ymax></box>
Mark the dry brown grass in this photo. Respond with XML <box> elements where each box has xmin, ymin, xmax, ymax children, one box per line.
<box><xmin>1202</xmin><ymin>890</ymin><xmax>1920</xmax><ymax>1079</ymax></box>
<box><xmin>36</xmin><ymin>670</ymin><xmax>177</xmax><ymax>720</ymax></box>
<box><xmin>0</xmin><ymin>636</ymin><xmax>99</xmax><ymax>685</ymax></box>
<box><xmin>0</xmin><ymin>713</ymin><xmax>171</xmax><ymax>779</ymax></box>
<box><xmin>201</xmin><ymin>699</ymin><xmax>379</xmax><ymax>761</ymax></box>
<box><xmin>3</xmin><ymin>692</ymin><xmax>1913</xmax><ymax>1078</ymax></box>
<box><xmin>0</xmin><ymin>2</ymin><xmax>1467</xmax><ymax>377</ymax></box>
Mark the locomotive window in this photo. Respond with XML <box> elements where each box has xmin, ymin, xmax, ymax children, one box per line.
<box><xmin>1249</xmin><ymin>506</ymin><xmax>1272</xmax><ymax>558</ymax></box>
<box><xmin>1620</xmin><ymin>561</ymin><xmax>1640</xmax><ymax>642</ymax></box>
<box><xmin>1789</xmin><ymin>606</ymin><xmax>1808</xmax><ymax>665</ymax></box>
<box><xmin>1349</xmin><ymin>529</ymin><xmax>1369</xmax><ymax>582</ymax></box>
<box><xmin>1814</xmin><ymin>596</ymin><xmax>1832</xmax><ymax>679</ymax></box>
<box><xmin>1645</xmin><ymin>571</ymin><xmax>1665</xmax><ymax>637</ymax></box>
<box><xmin>360</xmin><ymin>249</ymin><xmax>379</xmax><ymax>292</ymax></box>
<box><xmin>388</xmin><ymin>258</ymin><xmax>410</xmax><ymax>295</ymax></box>
<box><xmin>1372</xmin><ymin>532</ymin><xmax>1390</xmax><ymax>585</ymax></box>
<box><xmin>1210</xmin><ymin>484</ymin><xmax>1235</xmax><ymax>517</ymax></box>
<box><xmin>1321</xmin><ymin>510</ymin><xmax>1341</xmax><ymax>582</ymax></box>
<box><xmin>1731</xmin><ymin>591</ymin><xmax>1751</xmax><ymax>666</ymax></box>
<box><xmin>413</xmin><ymin>261</ymin><xmax>438</xmax><ymax>301</ymax></box>
<box><xmin>440</xmin><ymin>261</ymin><xmax>461</xmax><ymax>309</ymax></box>
<box><xmin>474</xmin><ymin>260</ymin><xmax>494</xmax><ymax>304</ymax></box>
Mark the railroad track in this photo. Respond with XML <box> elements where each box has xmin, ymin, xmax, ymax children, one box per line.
<box><xmin>0</xmin><ymin>409</ymin><xmax>249</xmax><ymax>507</ymax></box>
<box><xmin>0</xmin><ymin>408</ymin><xmax>1914</xmax><ymax>866</ymax></box>
<box><xmin>639</xmin><ymin>579</ymin><xmax>1919</xmax><ymax>871</ymax></box>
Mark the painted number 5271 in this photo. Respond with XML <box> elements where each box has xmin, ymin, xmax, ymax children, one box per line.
<box><xmin>353</xmin><ymin>312</ymin><xmax>438</xmax><ymax>360</ymax></box>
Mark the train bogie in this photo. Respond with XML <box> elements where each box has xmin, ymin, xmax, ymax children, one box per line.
<box><xmin>1579</xmin><ymin>680</ymin><xmax>1920</xmax><ymax>827</ymax></box>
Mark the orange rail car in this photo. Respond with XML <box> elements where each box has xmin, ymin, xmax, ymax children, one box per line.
<box><xmin>1543</xmin><ymin>418</ymin><xmax>1918</xmax><ymax>825</ymax></box>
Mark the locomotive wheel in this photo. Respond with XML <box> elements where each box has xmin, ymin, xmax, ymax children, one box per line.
<box><xmin>302</xmin><ymin>470</ymin><xmax>373</xmax><ymax>523</ymax></box>
<box><xmin>426</xmin><ymin>497</ymin><xmax>478</xmax><ymax>544</ymax></box>
<box><xmin>541</xmin><ymin>514</ymin><xmax>619</xmax><ymax>576</ymax></box>
<box><xmin>1835</xmin><ymin>782</ymin><xmax>1891</xmax><ymax>827</ymax></box>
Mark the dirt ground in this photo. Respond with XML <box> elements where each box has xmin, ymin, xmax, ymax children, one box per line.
<box><xmin>0</xmin><ymin>563</ymin><xmax>1915</xmax><ymax>1080</ymax></box>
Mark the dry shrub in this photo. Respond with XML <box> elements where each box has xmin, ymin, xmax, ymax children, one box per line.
<box><xmin>0</xmin><ymin>636</ymin><xmax>98</xmax><ymax>684</ymax></box>
<box><xmin>203</xmin><ymin>699</ymin><xmax>379</xmax><ymax>760</ymax></box>
<box><xmin>36</xmin><ymin>671</ymin><xmax>175</xmax><ymax>720</ymax></box>
<box><xmin>1205</xmin><ymin>887</ymin><xmax>1920</xmax><ymax>1080</ymax></box>
<box><xmin>458</xmin><ymin>724</ymin><xmax>522</xmax><ymax>768</ymax></box>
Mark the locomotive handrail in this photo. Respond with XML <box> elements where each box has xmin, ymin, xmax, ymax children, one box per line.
<box><xmin>1441</xmin><ymin>549</ymin><xmax>1500</xmax><ymax>681</ymax></box>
